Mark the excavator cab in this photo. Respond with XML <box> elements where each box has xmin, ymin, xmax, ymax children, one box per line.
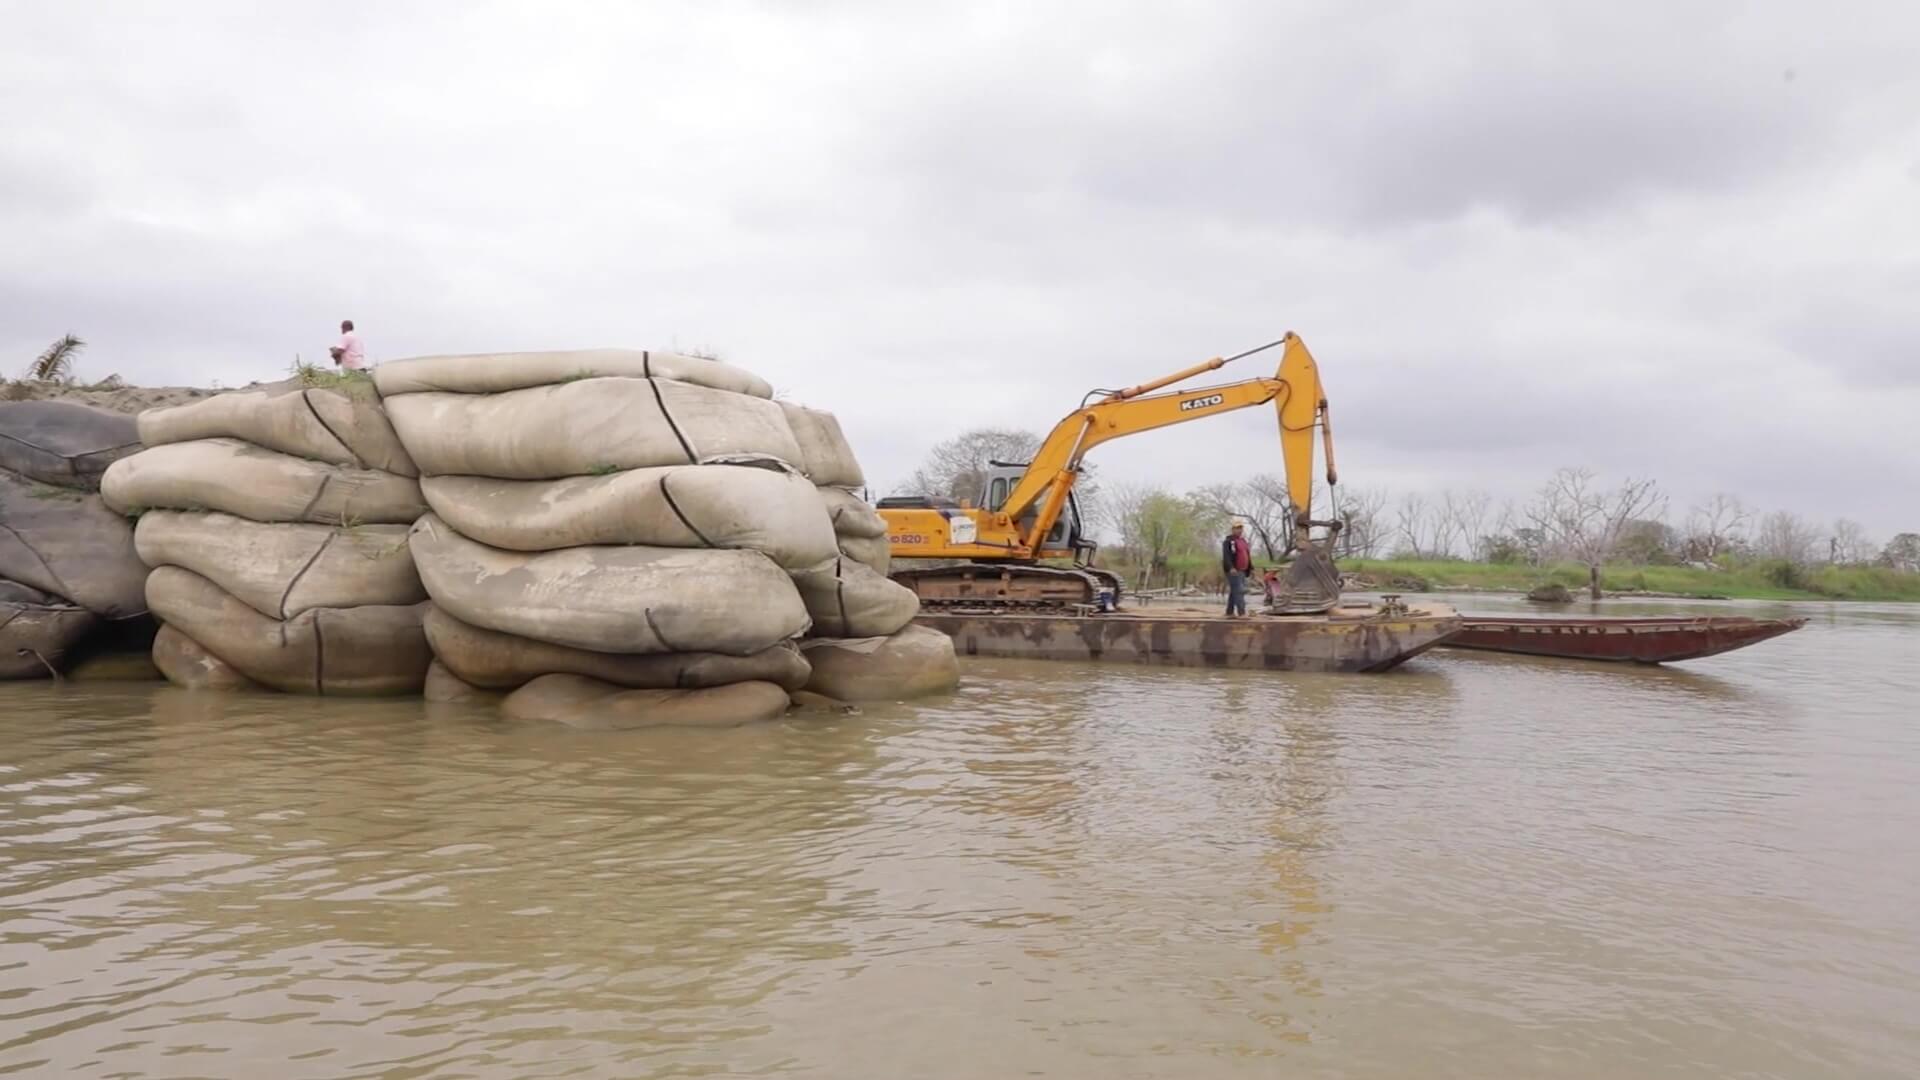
<box><xmin>982</xmin><ymin>462</ymin><xmax>1094</xmax><ymax>562</ymax></box>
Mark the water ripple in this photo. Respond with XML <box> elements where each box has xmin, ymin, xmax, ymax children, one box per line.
<box><xmin>0</xmin><ymin>599</ymin><xmax>1916</xmax><ymax>1077</ymax></box>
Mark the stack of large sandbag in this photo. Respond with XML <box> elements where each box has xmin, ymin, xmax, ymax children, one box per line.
<box><xmin>99</xmin><ymin>381</ymin><xmax>432</xmax><ymax>694</ymax></box>
<box><xmin>776</xmin><ymin>401</ymin><xmax>956</xmax><ymax>700</ymax></box>
<box><xmin>0</xmin><ymin>402</ymin><xmax>147</xmax><ymax>678</ymax></box>
<box><xmin>373</xmin><ymin>349</ymin><xmax>955</xmax><ymax>726</ymax></box>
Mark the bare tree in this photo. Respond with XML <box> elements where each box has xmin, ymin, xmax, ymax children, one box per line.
<box><xmin>898</xmin><ymin>427</ymin><xmax>1041</xmax><ymax>502</ymax></box>
<box><xmin>1684</xmin><ymin>493</ymin><xmax>1749</xmax><ymax>563</ymax></box>
<box><xmin>1192</xmin><ymin>479</ymin><xmax>1290</xmax><ymax>560</ymax></box>
<box><xmin>1754</xmin><ymin>510</ymin><xmax>1822</xmax><ymax>566</ymax></box>
<box><xmin>1456</xmin><ymin>489</ymin><xmax>1493</xmax><ymax>561</ymax></box>
<box><xmin>1881</xmin><ymin>532</ymin><xmax>1920</xmax><ymax>572</ymax></box>
<box><xmin>1432</xmin><ymin>488</ymin><xmax>1492</xmax><ymax>560</ymax></box>
<box><xmin>1333</xmin><ymin>486</ymin><xmax>1388</xmax><ymax>559</ymax></box>
<box><xmin>1830</xmin><ymin>518</ymin><xmax>1874</xmax><ymax>565</ymax></box>
<box><xmin>1393</xmin><ymin>493</ymin><xmax>1434</xmax><ymax>559</ymax></box>
<box><xmin>1526</xmin><ymin>467</ymin><xmax>1667</xmax><ymax>599</ymax></box>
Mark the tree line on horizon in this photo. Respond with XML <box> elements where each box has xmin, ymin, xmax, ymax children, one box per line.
<box><xmin>899</xmin><ymin>426</ymin><xmax>1919</xmax><ymax>595</ymax></box>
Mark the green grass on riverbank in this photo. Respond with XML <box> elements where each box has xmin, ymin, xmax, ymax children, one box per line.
<box><xmin>1115</xmin><ymin>555</ymin><xmax>1920</xmax><ymax>602</ymax></box>
<box><xmin>1338</xmin><ymin>559</ymin><xmax>1920</xmax><ymax>602</ymax></box>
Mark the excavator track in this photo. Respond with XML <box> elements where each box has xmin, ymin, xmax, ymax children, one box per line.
<box><xmin>891</xmin><ymin>564</ymin><xmax>1125</xmax><ymax>612</ymax></box>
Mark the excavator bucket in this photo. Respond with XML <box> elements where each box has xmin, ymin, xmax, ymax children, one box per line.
<box><xmin>1266</xmin><ymin>537</ymin><xmax>1342</xmax><ymax>615</ymax></box>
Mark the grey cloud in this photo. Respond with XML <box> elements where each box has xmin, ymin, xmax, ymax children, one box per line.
<box><xmin>2</xmin><ymin>1</ymin><xmax>1918</xmax><ymax>537</ymax></box>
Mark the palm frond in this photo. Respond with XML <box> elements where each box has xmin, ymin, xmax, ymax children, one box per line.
<box><xmin>27</xmin><ymin>334</ymin><xmax>85</xmax><ymax>382</ymax></box>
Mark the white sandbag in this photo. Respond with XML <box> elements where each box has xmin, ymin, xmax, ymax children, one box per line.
<box><xmin>419</xmin><ymin>461</ymin><xmax>837</xmax><ymax>567</ymax></box>
<box><xmin>408</xmin><ymin>514</ymin><xmax>810</xmax><ymax>656</ymax></box>
<box><xmin>134</xmin><ymin>511</ymin><xmax>423</xmax><ymax>620</ymax></box>
<box><xmin>425</xmin><ymin>605</ymin><xmax>811</xmax><ymax>691</ymax></box>
<box><xmin>101</xmin><ymin>438</ymin><xmax>427</xmax><ymax>525</ymax></box>
<box><xmin>146</xmin><ymin>566</ymin><xmax>430</xmax><ymax>696</ymax></box>
<box><xmin>137</xmin><ymin>387</ymin><xmax>418</xmax><ymax>476</ymax></box>
<box><xmin>423</xmin><ymin>659</ymin><xmax>502</xmax><ymax>704</ymax></box>
<box><xmin>151</xmin><ymin>623</ymin><xmax>261</xmax><ymax>692</ymax></box>
<box><xmin>789</xmin><ymin>556</ymin><xmax>919</xmax><ymax>638</ymax></box>
<box><xmin>837</xmin><ymin>533</ymin><xmax>891</xmax><ymax>576</ymax></box>
<box><xmin>385</xmin><ymin>378</ymin><xmax>803</xmax><ymax>480</ymax></box>
<box><xmin>801</xmin><ymin>625</ymin><xmax>959</xmax><ymax>701</ymax></box>
<box><xmin>820</xmin><ymin>486</ymin><xmax>887</xmax><ymax>538</ymax></box>
<box><xmin>500</xmin><ymin>673</ymin><xmax>791</xmax><ymax>730</ymax></box>
<box><xmin>0</xmin><ymin>401</ymin><xmax>140</xmax><ymax>490</ymax></box>
<box><xmin>0</xmin><ymin>470</ymin><xmax>148</xmax><ymax>618</ymax></box>
<box><xmin>780</xmin><ymin>404</ymin><xmax>864</xmax><ymax>487</ymax></box>
<box><xmin>375</xmin><ymin>349</ymin><xmax>773</xmax><ymax>399</ymax></box>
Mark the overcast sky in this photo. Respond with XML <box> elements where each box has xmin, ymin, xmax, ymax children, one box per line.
<box><xmin>4</xmin><ymin>2</ymin><xmax>1916</xmax><ymax>539</ymax></box>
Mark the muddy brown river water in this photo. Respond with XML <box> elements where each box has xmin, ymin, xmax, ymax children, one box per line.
<box><xmin>3</xmin><ymin>595</ymin><xmax>1917</xmax><ymax>1078</ymax></box>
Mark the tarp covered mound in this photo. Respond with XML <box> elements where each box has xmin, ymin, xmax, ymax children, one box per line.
<box><xmin>106</xmin><ymin>380</ymin><xmax>432</xmax><ymax>695</ymax></box>
<box><xmin>1</xmin><ymin>595</ymin><xmax>95</xmax><ymax>679</ymax></box>
<box><xmin>0</xmin><ymin>401</ymin><xmax>141</xmax><ymax>490</ymax></box>
<box><xmin>376</xmin><ymin>346</ymin><xmax>954</xmax><ymax>725</ymax></box>
<box><xmin>0</xmin><ymin>403</ymin><xmax>151</xmax><ymax>680</ymax></box>
<box><xmin>0</xmin><ymin>470</ymin><xmax>148</xmax><ymax>620</ymax></box>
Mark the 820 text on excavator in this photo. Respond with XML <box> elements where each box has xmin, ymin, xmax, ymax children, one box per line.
<box><xmin>880</xmin><ymin>333</ymin><xmax>1345</xmax><ymax>615</ymax></box>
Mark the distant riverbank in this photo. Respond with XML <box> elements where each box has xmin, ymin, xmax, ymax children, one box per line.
<box><xmin>1338</xmin><ymin>558</ymin><xmax>1920</xmax><ymax>603</ymax></box>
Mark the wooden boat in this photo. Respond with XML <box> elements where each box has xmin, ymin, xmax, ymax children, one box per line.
<box><xmin>1442</xmin><ymin>614</ymin><xmax>1806</xmax><ymax>664</ymax></box>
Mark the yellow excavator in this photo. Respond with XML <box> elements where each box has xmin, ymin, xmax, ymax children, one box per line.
<box><xmin>880</xmin><ymin>333</ymin><xmax>1344</xmax><ymax>614</ymax></box>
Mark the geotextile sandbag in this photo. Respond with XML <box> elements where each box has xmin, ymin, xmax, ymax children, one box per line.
<box><xmin>423</xmin><ymin>659</ymin><xmax>502</xmax><ymax>704</ymax></box>
<box><xmin>134</xmin><ymin>511</ymin><xmax>423</xmax><ymax>620</ymax></box>
<box><xmin>137</xmin><ymin>387</ymin><xmax>418</xmax><ymax>476</ymax></box>
<box><xmin>101</xmin><ymin>438</ymin><xmax>427</xmax><ymax>525</ymax></box>
<box><xmin>408</xmin><ymin>514</ymin><xmax>810</xmax><ymax>656</ymax></box>
<box><xmin>837</xmin><ymin>533</ymin><xmax>891</xmax><ymax>576</ymax></box>
<box><xmin>820</xmin><ymin>486</ymin><xmax>887</xmax><ymax>538</ymax></box>
<box><xmin>384</xmin><ymin>378</ymin><xmax>803</xmax><ymax>480</ymax></box>
<box><xmin>375</xmin><ymin>349</ymin><xmax>773</xmax><ymax>399</ymax></box>
<box><xmin>790</xmin><ymin>557</ymin><xmax>919</xmax><ymax>639</ymax></box>
<box><xmin>780</xmin><ymin>404</ymin><xmax>864</xmax><ymax>488</ymax></box>
<box><xmin>424</xmin><ymin>605</ymin><xmax>811</xmax><ymax>692</ymax></box>
<box><xmin>0</xmin><ymin>599</ymin><xmax>94</xmax><ymax>678</ymax></box>
<box><xmin>145</xmin><ymin>566</ymin><xmax>430</xmax><ymax>696</ymax></box>
<box><xmin>500</xmin><ymin>673</ymin><xmax>791</xmax><ymax>730</ymax></box>
<box><xmin>0</xmin><ymin>470</ymin><xmax>148</xmax><ymax>618</ymax></box>
<box><xmin>0</xmin><ymin>401</ymin><xmax>141</xmax><ymax>490</ymax></box>
<box><xmin>800</xmin><ymin>625</ymin><xmax>959</xmax><ymax>701</ymax></box>
<box><xmin>151</xmin><ymin>623</ymin><xmax>260</xmax><ymax>692</ymax></box>
<box><xmin>419</xmin><ymin>462</ymin><xmax>837</xmax><ymax>567</ymax></box>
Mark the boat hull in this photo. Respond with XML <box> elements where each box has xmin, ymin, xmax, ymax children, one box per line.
<box><xmin>1443</xmin><ymin>615</ymin><xmax>1805</xmax><ymax>664</ymax></box>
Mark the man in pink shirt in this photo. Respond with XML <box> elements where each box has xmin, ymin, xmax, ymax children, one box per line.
<box><xmin>329</xmin><ymin>319</ymin><xmax>366</xmax><ymax>370</ymax></box>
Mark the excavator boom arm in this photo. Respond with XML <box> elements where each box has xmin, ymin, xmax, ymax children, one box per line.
<box><xmin>1002</xmin><ymin>333</ymin><xmax>1335</xmax><ymax>549</ymax></box>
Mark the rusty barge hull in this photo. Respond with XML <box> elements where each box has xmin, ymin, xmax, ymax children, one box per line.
<box><xmin>915</xmin><ymin>609</ymin><xmax>1460</xmax><ymax>674</ymax></box>
<box><xmin>1443</xmin><ymin>615</ymin><xmax>1806</xmax><ymax>664</ymax></box>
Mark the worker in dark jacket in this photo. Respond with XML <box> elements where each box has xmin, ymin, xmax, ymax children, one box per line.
<box><xmin>1221</xmin><ymin>519</ymin><xmax>1253</xmax><ymax>616</ymax></box>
